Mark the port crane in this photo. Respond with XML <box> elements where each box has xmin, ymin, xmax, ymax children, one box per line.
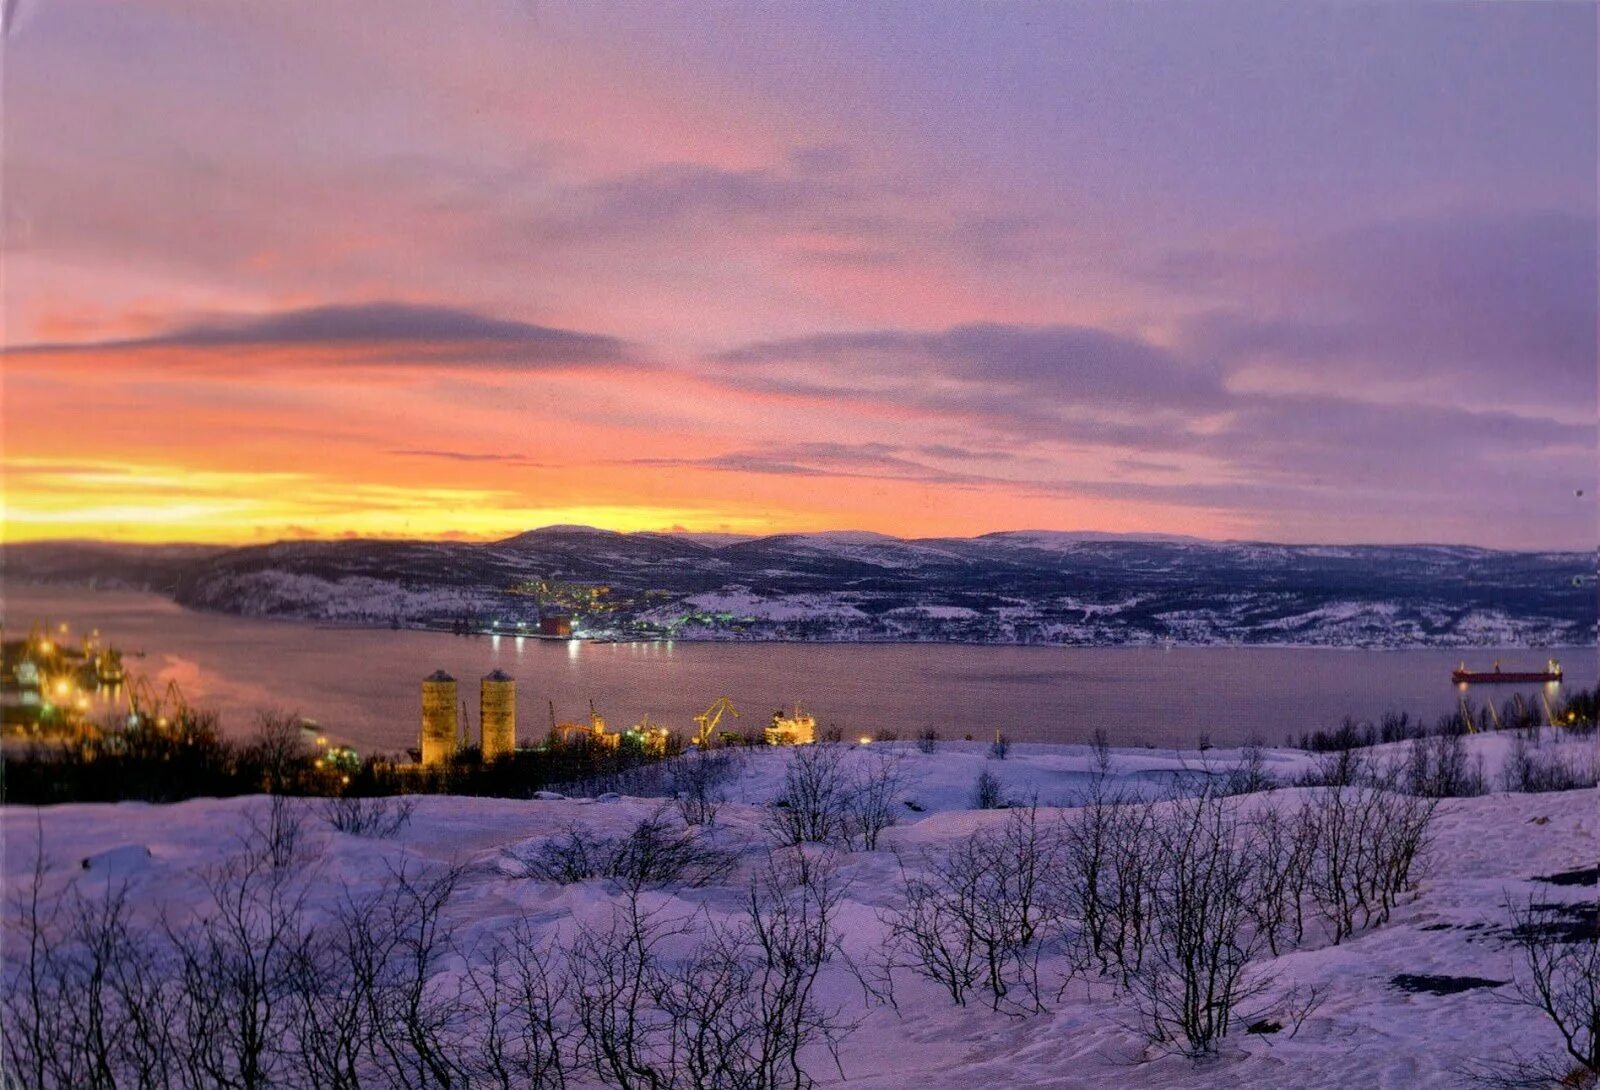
<box><xmin>693</xmin><ymin>697</ymin><xmax>739</xmax><ymax>747</ymax></box>
<box><xmin>126</xmin><ymin>675</ymin><xmax>188</xmax><ymax>729</ymax></box>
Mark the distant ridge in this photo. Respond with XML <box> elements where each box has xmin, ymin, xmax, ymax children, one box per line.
<box><xmin>3</xmin><ymin>525</ymin><xmax>1590</xmax><ymax>649</ymax></box>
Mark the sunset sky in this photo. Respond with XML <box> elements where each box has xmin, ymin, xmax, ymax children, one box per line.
<box><xmin>2</xmin><ymin>1</ymin><xmax>1595</xmax><ymax>548</ymax></box>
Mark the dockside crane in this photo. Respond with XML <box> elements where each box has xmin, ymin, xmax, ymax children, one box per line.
<box><xmin>693</xmin><ymin>696</ymin><xmax>740</xmax><ymax>747</ymax></box>
<box><xmin>126</xmin><ymin>676</ymin><xmax>188</xmax><ymax>729</ymax></box>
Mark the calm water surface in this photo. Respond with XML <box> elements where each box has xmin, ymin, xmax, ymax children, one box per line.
<box><xmin>6</xmin><ymin>586</ymin><xmax>1594</xmax><ymax>753</ymax></box>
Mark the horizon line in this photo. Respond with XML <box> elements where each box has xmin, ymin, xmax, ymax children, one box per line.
<box><xmin>2</xmin><ymin>524</ymin><xmax>1590</xmax><ymax>555</ymax></box>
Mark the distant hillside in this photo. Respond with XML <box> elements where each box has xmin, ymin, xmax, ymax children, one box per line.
<box><xmin>3</xmin><ymin>528</ymin><xmax>1594</xmax><ymax>648</ymax></box>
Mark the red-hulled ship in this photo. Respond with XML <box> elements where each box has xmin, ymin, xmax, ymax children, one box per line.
<box><xmin>1451</xmin><ymin>658</ymin><xmax>1563</xmax><ymax>685</ymax></box>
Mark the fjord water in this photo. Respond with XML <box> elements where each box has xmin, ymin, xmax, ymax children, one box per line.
<box><xmin>9</xmin><ymin>585</ymin><xmax>1593</xmax><ymax>754</ymax></box>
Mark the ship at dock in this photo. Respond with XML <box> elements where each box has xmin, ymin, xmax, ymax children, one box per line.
<box><xmin>1451</xmin><ymin>658</ymin><xmax>1563</xmax><ymax>685</ymax></box>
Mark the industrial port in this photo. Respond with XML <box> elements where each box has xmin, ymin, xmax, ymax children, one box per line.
<box><xmin>413</xmin><ymin>669</ymin><xmax>819</xmax><ymax>768</ymax></box>
<box><xmin>1</xmin><ymin>620</ymin><xmax>132</xmax><ymax>738</ymax></box>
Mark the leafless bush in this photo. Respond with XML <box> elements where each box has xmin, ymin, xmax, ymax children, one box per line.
<box><xmin>989</xmin><ymin>733</ymin><xmax>1012</xmax><ymax>760</ymax></box>
<box><xmin>512</xmin><ymin>809</ymin><xmax>734</xmax><ymax>890</ymax></box>
<box><xmin>767</xmin><ymin>746</ymin><xmax>904</xmax><ymax>850</ymax></box>
<box><xmin>460</xmin><ymin>921</ymin><xmax>574</xmax><ymax>1090</ymax></box>
<box><xmin>1294</xmin><ymin>746</ymin><xmax>1369</xmax><ymax>788</ymax></box>
<box><xmin>884</xmin><ymin>806</ymin><xmax>1061</xmax><ymax>1013</ymax></box>
<box><xmin>359</xmin><ymin>864</ymin><xmax>469</xmax><ymax>1090</ymax></box>
<box><xmin>1</xmin><ymin>835</ymin><xmax>178</xmax><ymax>1090</ymax></box>
<box><xmin>1220</xmin><ymin>737</ymin><xmax>1276</xmax><ymax>796</ymax></box>
<box><xmin>916</xmin><ymin>729</ymin><xmax>940</xmax><ymax>754</ymax></box>
<box><xmin>666</xmin><ymin>748</ymin><xmax>741</xmax><ymax>826</ymax></box>
<box><xmin>287</xmin><ymin>863</ymin><xmax>469</xmax><ymax>1090</ymax></box>
<box><xmin>1089</xmin><ymin>728</ymin><xmax>1112</xmax><ymax>778</ymax></box>
<box><xmin>1476</xmin><ymin>896</ymin><xmax>1600</xmax><ymax>1088</ymax></box>
<box><xmin>1301</xmin><ymin>784</ymin><xmax>1436</xmax><ymax>944</ymax></box>
<box><xmin>1401</xmin><ymin>732</ymin><xmax>1488</xmax><ymax>798</ymax></box>
<box><xmin>972</xmin><ymin>769</ymin><xmax>1003</xmax><ymax>810</ymax></box>
<box><xmin>1126</xmin><ymin>795</ymin><xmax>1274</xmax><ymax>1056</ymax></box>
<box><xmin>2</xmin><ymin>813</ymin><xmax>493</xmax><ymax>1090</ymax></box>
<box><xmin>1248</xmin><ymin>804</ymin><xmax>1318</xmax><ymax>956</ymax></box>
<box><xmin>1057</xmin><ymin>788</ymin><xmax>1158</xmax><ymax>982</ymax></box>
<box><xmin>241</xmin><ymin>793</ymin><xmax>313</xmax><ymax>871</ymax></box>
<box><xmin>568</xmin><ymin>891</ymin><xmax>687</xmax><ymax>1090</ymax></box>
<box><xmin>845</xmin><ymin>751</ymin><xmax>905</xmax><ymax>850</ymax></box>
<box><xmin>767</xmin><ymin>745</ymin><xmax>853</xmax><ymax>847</ymax></box>
<box><xmin>239</xmin><ymin>709</ymin><xmax>311</xmax><ymax>793</ymax></box>
<box><xmin>163</xmin><ymin>818</ymin><xmax>319</xmax><ymax>1089</ymax></box>
<box><xmin>1500</xmin><ymin>734</ymin><xmax>1599</xmax><ymax>794</ymax></box>
<box><xmin>321</xmin><ymin>794</ymin><xmax>417</xmax><ymax>837</ymax></box>
<box><xmin>666</xmin><ymin>852</ymin><xmax>853</xmax><ymax>1088</ymax></box>
<box><xmin>570</xmin><ymin>853</ymin><xmax>853</xmax><ymax>1090</ymax></box>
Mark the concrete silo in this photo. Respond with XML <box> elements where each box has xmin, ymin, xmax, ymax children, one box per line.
<box><xmin>420</xmin><ymin>669</ymin><xmax>458</xmax><ymax>767</ymax></box>
<box><xmin>480</xmin><ymin>669</ymin><xmax>516</xmax><ymax>760</ymax></box>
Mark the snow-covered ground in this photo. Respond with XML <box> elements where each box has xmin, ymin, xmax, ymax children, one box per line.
<box><xmin>4</xmin><ymin>732</ymin><xmax>1597</xmax><ymax>1088</ymax></box>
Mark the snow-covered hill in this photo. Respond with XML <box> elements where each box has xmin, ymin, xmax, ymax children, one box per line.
<box><xmin>3</xmin><ymin>527</ymin><xmax>1592</xmax><ymax>647</ymax></box>
<box><xmin>5</xmin><ymin>731</ymin><xmax>1596</xmax><ymax>1088</ymax></box>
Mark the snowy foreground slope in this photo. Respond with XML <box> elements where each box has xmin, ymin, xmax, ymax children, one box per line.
<box><xmin>4</xmin><ymin>734</ymin><xmax>1597</xmax><ymax>1089</ymax></box>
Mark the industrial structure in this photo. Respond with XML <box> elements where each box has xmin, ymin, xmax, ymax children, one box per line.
<box><xmin>540</xmin><ymin>611</ymin><xmax>574</xmax><ymax>638</ymax></box>
<box><xmin>420</xmin><ymin>669</ymin><xmax>458</xmax><ymax>766</ymax></box>
<box><xmin>693</xmin><ymin>696</ymin><xmax>740</xmax><ymax>746</ymax></box>
<box><xmin>553</xmin><ymin>699</ymin><xmax>620</xmax><ymax>748</ymax></box>
<box><xmin>480</xmin><ymin>668</ymin><xmax>516</xmax><ymax>760</ymax></box>
<box><xmin>765</xmin><ymin>705</ymin><xmax>817</xmax><ymax>746</ymax></box>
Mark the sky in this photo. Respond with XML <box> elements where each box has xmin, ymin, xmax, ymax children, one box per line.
<box><xmin>2</xmin><ymin>0</ymin><xmax>1595</xmax><ymax>549</ymax></box>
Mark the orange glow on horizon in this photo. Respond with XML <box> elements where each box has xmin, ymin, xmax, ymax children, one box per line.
<box><xmin>0</xmin><ymin>453</ymin><xmax>1243</xmax><ymax>546</ymax></box>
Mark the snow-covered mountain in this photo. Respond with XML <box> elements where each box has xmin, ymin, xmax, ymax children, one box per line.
<box><xmin>3</xmin><ymin>527</ymin><xmax>1593</xmax><ymax>648</ymax></box>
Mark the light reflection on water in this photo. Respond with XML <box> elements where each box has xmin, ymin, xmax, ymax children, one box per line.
<box><xmin>5</xmin><ymin>585</ymin><xmax>1593</xmax><ymax>755</ymax></box>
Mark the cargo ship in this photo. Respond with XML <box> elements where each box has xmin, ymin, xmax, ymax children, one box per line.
<box><xmin>1451</xmin><ymin>659</ymin><xmax>1562</xmax><ymax>685</ymax></box>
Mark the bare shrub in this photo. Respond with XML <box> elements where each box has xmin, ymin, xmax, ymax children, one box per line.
<box><xmin>1402</xmin><ymin>732</ymin><xmax>1487</xmax><ymax>798</ymax></box>
<box><xmin>1477</xmin><ymin>896</ymin><xmax>1600</xmax><ymax>1087</ymax></box>
<box><xmin>1088</xmin><ymin>728</ymin><xmax>1112</xmax><ymax>778</ymax></box>
<box><xmin>2</xmin><ymin>814</ymin><xmax>491</xmax><ymax>1090</ymax></box>
<box><xmin>884</xmin><ymin>806</ymin><xmax>1060</xmax><ymax>1013</ymax></box>
<box><xmin>569</xmin><ymin>891</ymin><xmax>689</xmax><ymax>1089</ymax></box>
<box><xmin>321</xmin><ymin>794</ymin><xmax>417</xmax><ymax>837</ymax></box>
<box><xmin>1057</xmin><ymin>786</ymin><xmax>1158</xmax><ymax>983</ymax></box>
<box><xmin>1500</xmin><ymin>734</ymin><xmax>1599</xmax><ymax>794</ymax></box>
<box><xmin>512</xmin><ymin>809</ymin><xmax>734</xmax><ymax>890</ymax></box>
<box><xmin>1301</xmin><ymin>783</ymin><xmax>1436</xmax><ymax>944</ymax></box>
<box><xmin>242</xmin><ymin>793</ymin><xmax>313</xmax><ymax>870</ymax></box>
<box><xmin>239</xmin><ymin>709</ymin><xmax>310</xmax><ymax>793</ymax></box>
<box><xmin>666</xmin><ymin>748</ymin><xmax>740</xmax><ymax>826</ymax></box>
<box><xmin>767</xmin><ymin>745</ymin><xmax>853</xmax><ymax>847</ymax></box>
<box><xmin>844</xmin><ymin>751</ymin><xmax>905</xmax><ymax>850</ymax></box>
<box><xmin>460</xmin><ymin>921</ymin><xmax>574</xmax><ymax>1089</ymax></box>
<box><xmin>667</xmin><ymin>852</ymin><xmax>854</xmax><ymax>1088</ymax></box>
<box><xmin>1</xmin><ymin>835</ymin><xmax>178</xmax><ymax>1090</ymax></box>
<box><xmin>1248</xmin><ymin>803</ymin><xmax>1318</xmax><ymax>956</ymax></box>
<box><xmin>989</xmin><ymin>733</ymin><xmax>1012</xmax><ymax>760</ymax></box>
<box><xmin>1295</xmin><ymin>746</ymin><xmax>1368</xmax><ymax>788</ymax></box>
<box><xmin>972</xmin><ymin>769</ymin><xmax>1003</xmax><ymax>810</ymax></box>
<box><xmin>571</xmin><ymin>853</ymin><xmax>853</xmax><ymax>1090</ymax></box>
<box><xmin>1127</xmin><ymin>795</ymin><xmax>1273</xmax><ymax>1056</ymax></box>
<box><xmin>767</xmin><ymin>747</ymin><xmax>903</xmax><ymax>850</ymax></box>
<box><xmin>361</xmin><ymin>864</ymin><xmax>470</xmax><ymax>1090</ymax></box>
<box><xmin>164</xmin><ymin>818</ymin><xmax>319</xmax><ymax>1089</ymax></box>
<box><xmin>916</xmin><ymin>729</ymin><xmax>940</xmax><ymax>754</ymax></box>
<box><xmin>1220</xmin><ymin>736</ymin><xmax>1276</xmax><ymax>796</ymax></box>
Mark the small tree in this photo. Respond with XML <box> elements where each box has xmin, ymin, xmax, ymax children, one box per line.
<box><xmin>1490</xmin><ymin>897</ymin><xmax>1600</xmax><ymax>1087</ymax></box>
<box><xmin>767</xmin><ymin>746</ymin><xmax>853</xmax><ymax>847</ymax></box>
<box><xmin>972</xmin><ymin>769</ymin><xmax>1003</xmax><ymax>810</ymax></box>
<box><xmin>1127</xmin><ymin>795</ymin><xmax>1273</xmax><ymax>1056</ymax></box>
